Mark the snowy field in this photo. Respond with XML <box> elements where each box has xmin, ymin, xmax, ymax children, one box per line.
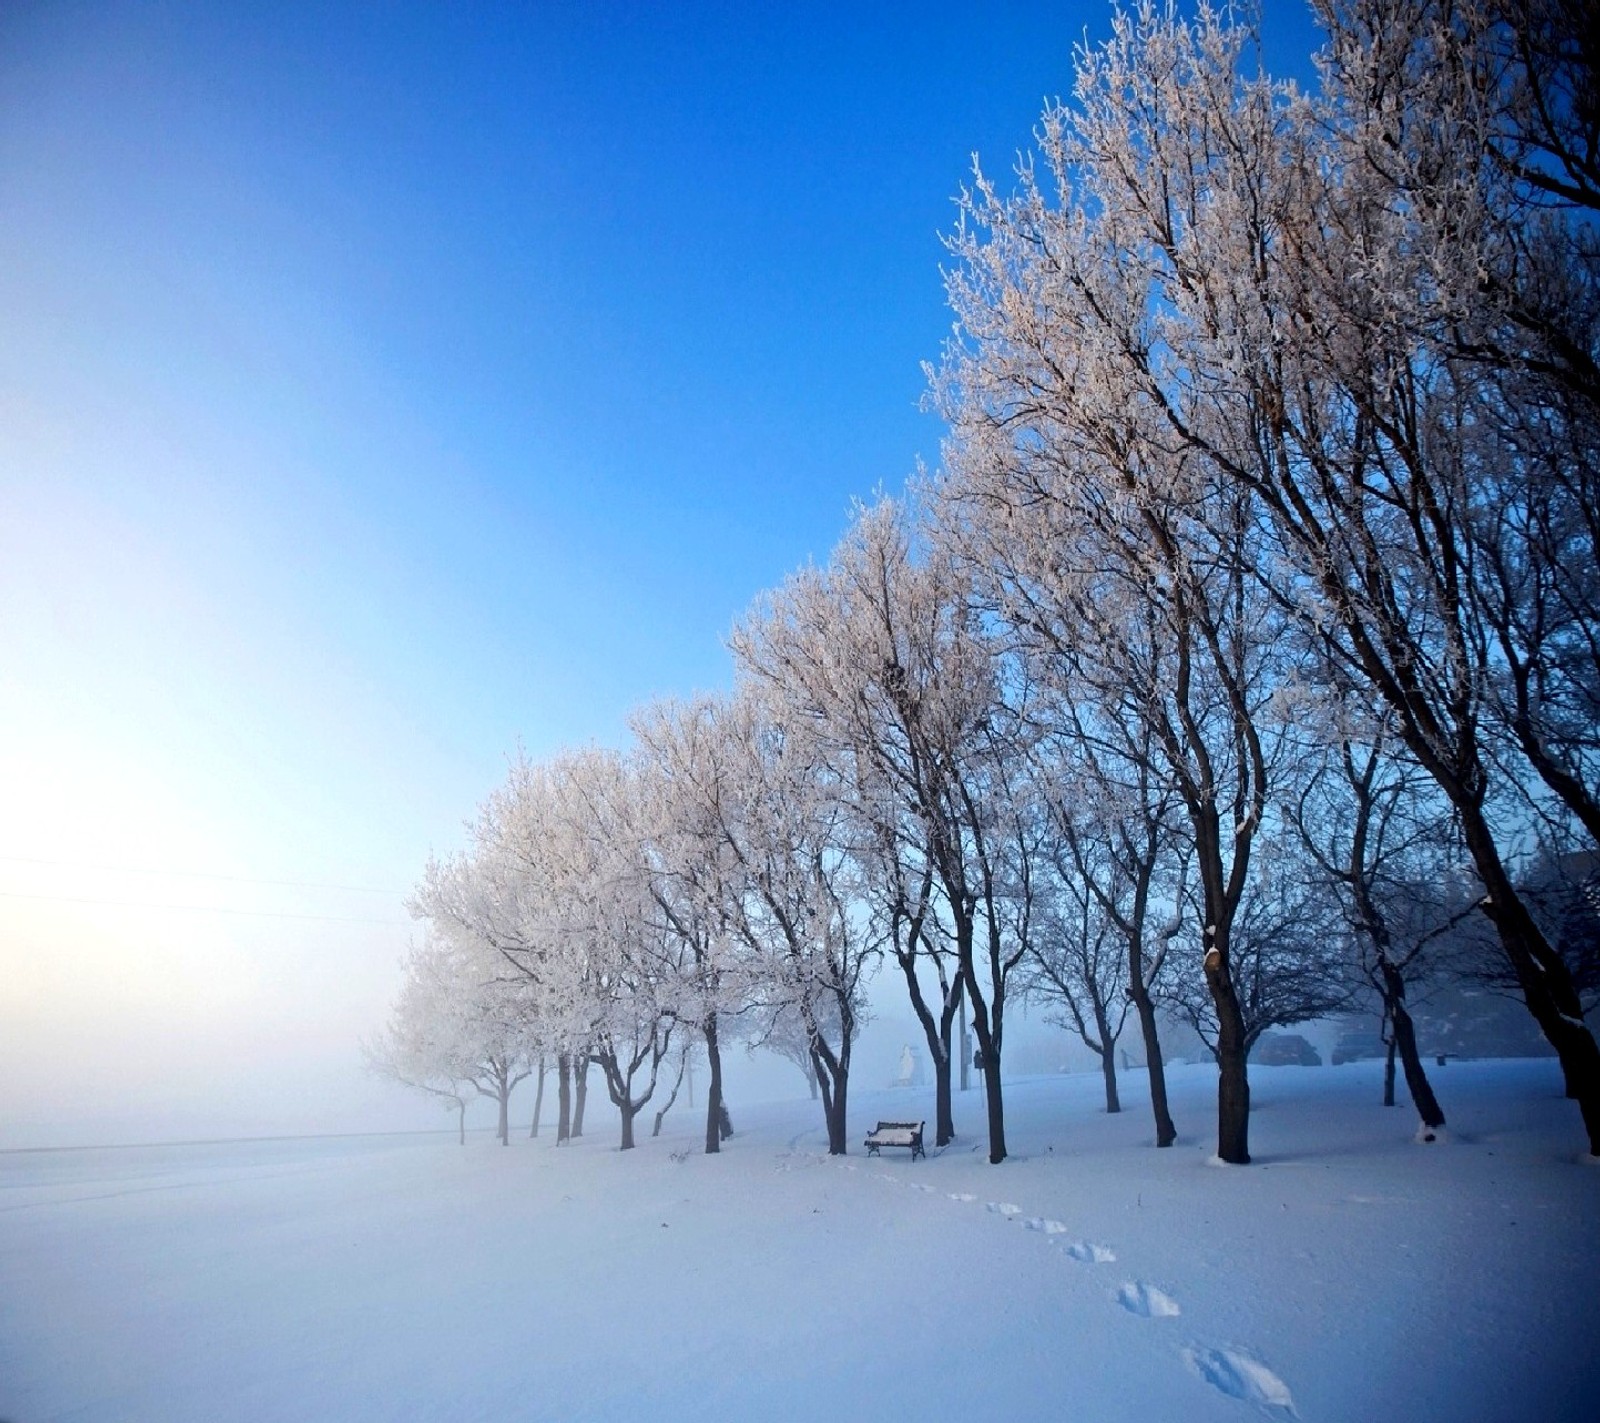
<box><xmin>2</xmin><ymin>1058</ymin><xmax>1596</xmax><ymax>1423</ymax></box>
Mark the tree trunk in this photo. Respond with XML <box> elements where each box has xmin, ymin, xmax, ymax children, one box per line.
<box><xmin>456</xmin><ymin>1099</ymin><xmax>465</xmax><ymax>1147</ymax></box>
<box><xmin>530</xmin><ymin>1056</ymin><xmax>546</xmax><ymax>1138</ymax></box>
<box><xmin>1093</xmin><ymin>1000</ymin><xmax>1121</xmax><ymax>1114</ymax></box>
<box><xmin>1383</xmin><ymin>1034</ymin><xmax>1397</xmax><ymax>1108</ymax></box>
<box><xmin>934</xmin><ymin>1036</ymin><xmax>954</xmax><ymax>1147</ymax></box>
<box><xmin>556</xmin><ymin>1053</ymin><xmax>572</xmax><ymax>1144</ymax></box>
<box><xmin>1130</xmin><ymin>984</ymin><xmax>1177</xmax><ymax>1146</ymax></box>
<box><xmin>823</xmin><ymin>1073</ymin><xmax>847</xmax><ymax>1154</ymax></box>
<box><xmin>704</xmin><ymin>1014</ymin><xmax>725</xmax><ymax>1155</ymax></box>
<box><xmin>653</xmin><ymin>1051</ymin><xmax>688</xmax><ymax>1138</ymax></box>
<box><xmin>572</xmin><ymin>1056</ymin><xmax>589</xmax><ymax>1137</ymax></box>
<box><xmin>976</xmin><ymin>1044</ymin><xmax>1006</xmax><ymax>1164</ymax></box>
<box><xmin>963</xmin><ymin>960</ymin><xmax>1007</xmax><ymax>1163</ymax></box>
<box><xmin>1382</xmin><ymin>966</ymin><xmax>1445</xmax><ymax>1134</ymax></box>
<box><xmin>891</xmin><ymin>951</ymin><xmax>959</xmax><ymax>1146</ymax></box>
<box><xmin>813</xmin><ymin>1046</ymin><xmax>849</xmax><ymax>1154</ymax></box>
<box><xmin>619</xmin><ymin>1100</ymin><xmax>636</xmax><ymax>1151</ymax></box>
<box><xmin>1458</xmin><ymin>802</ymin><xmax>1600</xmax><ymax>1154</ymax></box>
<box><xmin>1100</xmin><ymin>1046</ymin><xmax>1121</xmax><ymax>1114</ymax></box>
<box><xmin>1204</xmin><ymin>939</ymin><xmax>1251</xmax><ymax>1165</ymax></box>
<box><xmin>497</xmin><ymin>1084</ymin><xmax>510</xmax><ymax>1146</ymax></box>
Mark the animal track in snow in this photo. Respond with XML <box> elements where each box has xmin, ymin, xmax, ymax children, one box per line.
<box><xmin>1182</xmin><ymin>1345</ymin><xmax>1295</xmax><ymax>1415</ymax></box>
<box><xmin>986</xmin><ymin>1201</ymin><xmax>1022</xmax><ymax>1217</ymax></box>
<box><xmin>1117</xmin><ymin>1281</ymin><xmax>1181</xmax><ymax>1317</ymax></box>
<box><xmin>1023</xmin><ymin>1217</ymin><xmax>1068</xmax><ymax>1235</ymax></box>
<box><xmin>1064</xmin><ymin>1241</ymin><xmax>1117</xmax><ymax>1263</ymax></box>
<box><xmin>908</xmin><ymin>1182</ymin><xmax>935</xmax><ymax>1193</ymax></box>
<box><xmin>948</xmin><ymin>1192</ymin><xmax>977</xmax><ymax>1202</ymax></box>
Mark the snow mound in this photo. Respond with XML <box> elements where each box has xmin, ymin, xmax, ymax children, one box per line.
<box><xmin>1183</xmin><ymin>1345</ymin><xmax>1295</xmax><ymax>1414</ymax></box>
<box><xmin>1117</xmin><ymin>1281</ymin><xmax>1180</xmax><ymax>1317</ymax></box>
<box><xmin>1065</xmin><ymin>1241</ymin><xmax>1117</xmax><ymax>1263</ymax></box>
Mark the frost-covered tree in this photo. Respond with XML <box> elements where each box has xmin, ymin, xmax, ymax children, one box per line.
<box><xmin>732</xmin><ymin>496</ymin><xmax>1045</xmax><ymax>1162</ymax></box>
<box><xmin>632</xmin><ymin>696</ymin><xmax>757</xmax><ymax>1153</ymax></box>
<box><xmin>1023</xmin><ymin>703</ymin><xmax>1188</xmax><ymax>1145</ymax></box>
<box><xmin>1160</xmin><ymin>841</ymin><xmax>1353</xmax><ymax>1067</ymax></box>
<box><xmin>364</xmin><ymin>935</ymin><xmax>534</xmax><ymax>1146</ymax></box>
<box><xmin>412</xmin><ymin>748</ymin><xmax>689</xmax><ymax>1151</ymax></box>
<box><xmin>1292</xmin><ymin>708</ymin><xmax>1470</xmax><ymax>1133</ymax></box>
<box><xmin>930</xmin><ymin>0</ymin><xmax>1600</xmax><ymax>1156</ymax></box>
<box><xmin>680</xmin><ymin>689</ymin><xmax>877</xmax><ymax>1155</ymax></box>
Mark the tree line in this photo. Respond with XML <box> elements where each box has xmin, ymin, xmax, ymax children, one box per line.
<box><xmin>370</xmin><ymin>0</ymin><xmax>1600</xmax><ymax>1166</ymax></box>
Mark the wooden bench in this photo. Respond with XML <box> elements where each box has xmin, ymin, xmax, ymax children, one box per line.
<box><xmin>864</xmin><ymin>1119</ymin><xmax>925</xmax><ymax>1161</ymax></box>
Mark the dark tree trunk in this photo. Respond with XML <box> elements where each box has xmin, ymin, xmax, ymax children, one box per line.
<box><xmin>556</xmin><ymin>1053</ymin><xmax>572</xmax><ymax>1144</ymax></box>
<box><xmin>1204</xmin><ymin>937</ymin><xmax>1251</xmax><ymax>1165</ymax></box>
<box><xmin>812</xmin><ymin>1045</ymin><xmax>849</xmax><ymax>1154</ymax></box>
<box><xmin>704</xmin><ymin>1014</ymin><xmax>725</xmax><ymax>1155</ymax></box>
<box><xmin>934</xmin><ymin>1038</ymin><xmax>954</xmax><ymax>1146</ymax></box>
<box><xmin>530</xmin><ymin>1056</ymin><xmax>546</xmax><ymax>1138</ymax></box>
<box><xmin>961</xmin><ymin>955</ymin><xmax>1007</xmax><ymax>1163</ymax></box>
<box><xmin>496</xmin><ymin>1085</ymin><xmax>510</xmax><ymax>1146</ymax></box>
<box><xmin>595</xmin><ymin>1044</ymin><xmax>662</xmax><ymax>1152</ymax></box>
<box><xmin>719</xmin><ymin>1101</ymin><xmax>733</xmax><ymax>1139</ymax></box>
<box><xmin>653</xmin><ymin>1051</ymin><xmax>688</xmax><ymax>1138</ymax></box>
<box><xmin>889</xmin><ymin>945</ymin><xmax>960</xmax><ymax>1146</ymax></box>
<box><xmin>1100</xmin><ymin>1046</ymin><xmax>1121</xmax><ymax>1114</ymax></box>
<box><xmin>1382</xmin><ymin>967</ymin><xmax>1445</xmax><ymax>1133</ymax></box>
<box><xmin>1459</xmin><ymin>802</ymin><xmax>1600</xmax><ymax>1155</ymax></box>
<box><xmin>1130</xmin><ymin>984</ymin><xmax>1176</xmax><ymax>1146</ymax></box>
<box><xmin>572</xmin><ymin>1056</ymin><xmax>589</xmax><ymax>1137</ymax></box>
<box><xmin>1093</xmin><ymin>1000</ymin><xmax>1121</xmax><ymax>1114</ymax></box>
<box><xmin>976</xmin><ymin>1043</ymin><xmax>1005</xmax><ymax>1164</ymax></box>
<box><xmin>1383</xmin><ymin>1034</ymin><xmax>1398</xmax><ymax>1108</ymax></box>
<box><xmin>823</xmin><ymin>1074</ymin><xmax>847</xmax><ymax>1154</ymax></box>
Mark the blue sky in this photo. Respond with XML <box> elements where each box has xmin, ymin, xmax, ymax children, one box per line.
<box><xmin>0</xmin><ymin>1</ymin><xmax>1326</xmax><ymax>1142</ymax></box>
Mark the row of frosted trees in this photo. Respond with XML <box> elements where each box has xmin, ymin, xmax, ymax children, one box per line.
<box><xmin>376</xmin><ymin>0</ymin><xmax>1600</xmax><ymax>1165</ymax></box>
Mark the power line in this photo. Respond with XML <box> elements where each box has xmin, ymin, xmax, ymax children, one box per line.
<box><xmin>0</xmin><ymin>856</ymin><xmax>402</xmax><ymax>897</ymax></box>
<box><xmin>0</xmin><ymin>890</ymin><xmax>409</xmax><ymax>927</ymax></box>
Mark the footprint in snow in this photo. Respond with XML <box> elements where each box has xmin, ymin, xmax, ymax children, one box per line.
<box><xmin>1023</xmin><ymin>1217</ymin><xmax>1069</xmax><ymax>1235</ymax></box>
<box><xmin>1117</xmin><ymin>1281</ymin><xmax>1181</xmax><ymax>1317</ymax></box>
<box><xmin>1182</xmin><ymin>1345</ymin><xmax>1295</xmax><ymax>1416</ymax></box>
<box><xmin>1064</xmin><ymin>1241</ymin><xmax>1117</xmax><ymax>1263</ymax></box>
<box><xmin>948</xmin><ymin>1192</ymin><xmax>977</xmax><ymax>1202</ymax></box>
<box><xmin>908</xmin><ymin>1182</ymin><xmax>935</xmax><ymax>1193</ymax></box>
<box><xmin>986</xmin><ymin>1201</ymin><xmax>1022</xmax><ymax>1217</ymax></box>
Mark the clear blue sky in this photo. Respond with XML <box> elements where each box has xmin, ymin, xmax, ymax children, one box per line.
<box><xmin>0</xmin><ymin>1</ymin><xmax>1326</xmax><ymax>1143</ymax></box>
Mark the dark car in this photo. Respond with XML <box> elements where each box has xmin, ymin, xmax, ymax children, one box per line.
<box><xmin>1252</xmin><ymin>1032</ymin><xmax>1323</xmax><ymax>1066</ymax></box>
<box><xmin>1332</xmin><ymin>1027</ymin><xmax>1387</xmax><ymax>1065</ymax></box>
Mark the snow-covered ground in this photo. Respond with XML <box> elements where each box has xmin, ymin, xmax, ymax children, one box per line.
<box><xmin>3</xmin><ymin>1058</ymin><xmax>1595</xmax><ymax>1422</ymax></box>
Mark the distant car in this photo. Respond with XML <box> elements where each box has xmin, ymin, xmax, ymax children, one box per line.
<box><xmin>1252</xmin><ymin>1032</ymin><xmax>1323</xmax><ymax>1066</ymax></box>
<box><xmin>1332</xmin><ymin>1028</ymin><xmax>1387</xmax><ymax>1065</ymax></box>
